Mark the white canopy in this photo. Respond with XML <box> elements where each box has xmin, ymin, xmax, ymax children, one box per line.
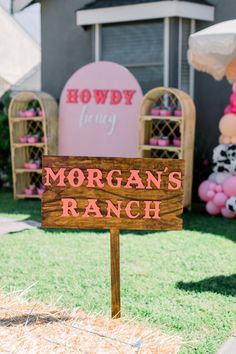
<box><xmin>188</xmin><ymin>20</ymin><xmax>236</xmax><ymax>83</ymax></box>
<box><xmin>0</xmin><ymin>5</ymin><xmax>40</xmax><ymax>96</ymax></box>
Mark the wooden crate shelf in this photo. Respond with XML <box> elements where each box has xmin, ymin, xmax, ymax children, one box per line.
<box><xmin>15</xmin><ymin>169</ymin><xmax>42</xmax><ymax>174</ymax></box>
<box><xmin>140</xmin><ymin>145</ymin><xmax>181</xmax><ymax>152</ymax></box>
<box><xmin>139</xmin><ymin>87</ymin><xmax>196</xmax><ymax>209</ymax></box>
<box><xmin>16</xmin><ymin>194</ymin><xmax>42</xmax><ymax>200</ymax></box>
<box><xmin>9</xmin><ymin>92</ymin><xmax>58</xmax><ymax>200</ymax></box>
<box><xmin>11</xmin><ymin>117</ymin><xmax>44</xmax><ymax>123</ymax></box>
<box><xmin>13</xmin><ymin>143</ymin><xmax>45</xmax><ymax>148</ymax></box>
<box><xmin>140</xmin><ymin>115</ymin><xmax>183</xmax><ymax>122</ymax></box>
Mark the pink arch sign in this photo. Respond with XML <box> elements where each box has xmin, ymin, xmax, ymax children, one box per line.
<box><xmin>59</xmin><ymin>61</ymin><xmax>143</xmax><ymax>157</ymax></box>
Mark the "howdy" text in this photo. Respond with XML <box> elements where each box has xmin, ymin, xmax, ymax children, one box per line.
<box><xmin>66</xmin><ymin>89</ymin><xmax>136</xmax><ymax>105</ymax></box>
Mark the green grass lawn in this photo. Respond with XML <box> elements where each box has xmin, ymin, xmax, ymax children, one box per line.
<box><xmin>0</xmin><ymin>190</ymin><xmax>236</xmax><ymax>353</ymax></box>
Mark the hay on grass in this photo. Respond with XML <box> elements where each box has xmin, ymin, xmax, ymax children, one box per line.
<box><xmin>0</xmin><ymin>291</ymin><xmax>182</xmax><ymax>353</ymax></box>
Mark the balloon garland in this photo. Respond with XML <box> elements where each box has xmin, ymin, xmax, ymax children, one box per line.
<box><xmin>198</xmin><ymin>85</ymin><xmax>236</xmax><ymax>218</ymax></box>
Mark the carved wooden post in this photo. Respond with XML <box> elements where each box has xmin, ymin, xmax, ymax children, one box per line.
<box><xmin>110</xmin><ymin>229</ymin><xmax>120</xmax><ymax>319</ymax></box>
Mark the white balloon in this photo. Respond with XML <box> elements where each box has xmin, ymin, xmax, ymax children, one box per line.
<box><xmin>208</xmin><ymin>173</ymin><xmax>217</xmax><ymax>182</ymax></box>
<box><xmin>215</xmin><ymin>172</ymin><xmax>231</xmax><ymax>185</ymax></box>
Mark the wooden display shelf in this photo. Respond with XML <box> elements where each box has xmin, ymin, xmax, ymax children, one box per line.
<box><xmin>16</xmin><ymin>194</ymin><xmax>42</xmax><ymax>200</ymax></box>
<box><xmin>11</xmin><ymin>117</ymin><xmax>45</xmax><ymax>123</ymax></box>
<box><xmin>13</xmin><ymin>143</ymin><xmax>45</xmax><ymax>148</ymax></box>
<box><xmin>9</xmin><ymin>91</ymin><xmax>58</xmax><ymax>200</ymax></box>
<box><xmin>139</xmin><ymin>87</ymin><xmax>196</xmax><ymax>209</ymax></box>
<box><xmin>140</xmin><ymin>115</ymin><xmax>183</xmax><ymax>122</ymax></box>
<box><xmin>15</xmin><ymin>169</ymin><xmax>42</xmax><ymax>174</ymax></box>
<box><xmin>140</xmin><ymin>145</ymin><xmax>181</xmax><ymax>152</ymax></box>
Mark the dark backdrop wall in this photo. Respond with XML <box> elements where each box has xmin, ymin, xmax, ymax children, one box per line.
<box><xmin>41</xmin><ymin>0</ymin><xmax>93</xmax><ymax>99</ymax></box>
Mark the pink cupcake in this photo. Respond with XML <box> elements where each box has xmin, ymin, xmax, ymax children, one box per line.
<box><xmin>25</xmin><ymin>188</ymin><xmax>34</xmax><ymax>196</ymax></box>
<box><xmin>19</xmin><ymin>136</ymin><xmax>28</xmax><ymax>144</ymax></box>
<box><xmin>27</xmin><ymin>136</ymin><xmax>39</xmax><ymax>144</ymax></box>
<box><xmin>35</xmin><ymin>160</ymin><xmax>41</xmax><ymax>169</ymax></box>
<box><xmin>149</xmin><ymin>136</ymin><xmax>159</xmax><ymax>146</ymax></box>
<box><xmin>24</xmin><ymin>110</ymin><xmax>36</xmax><ymax>117</ymax></box>
<box><xmin>174</xmin><ymin>110</ymin><xmax>182</xmax><ymax>117</ymax></box>
<box><xmin>37</xmin><ymin>109</ymin><xmax>44</xmax><ymax>117</ymax></box>
<box><xmin>158</xmin><ymin>136</ymin><xmax>170</xmax><ymax>146</ymax></box>
<box><xmin>150</xmin><ymin>107</ymin><xmax>160</xmax><ymax>116</ymax></box>
<box><xmin>37</xmin><ymin>187</ymin><xmax>45</xmax><ymax>195</ymax></box>
<box><xmin>24</xmin><ymin>162</ymin><xmax>31</xmax><ymax>169</ymax></box>
<box><xmin>19</xmin><ymin>111</ymin><xmax>26</xmax><ymax>117</ymax></box>
<box><xmin>160</xmin><ymin>108</ymin><xmax>172</xmax><ymax>117</ymax></box>
<box><xmin>28</xmin><ymin>162</ymin><xmax>38</xmax><ymax>170</ymax></box>
<box><xmin>173</xmin><ymin>138</ymin><xmax>181</xmax><ymax>147</ymax></box>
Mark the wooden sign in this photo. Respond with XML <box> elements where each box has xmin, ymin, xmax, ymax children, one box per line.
<box><xmin>42</xmin><ymin>156</ymin><xmax>184</xmax><ymax>318</ymax></box>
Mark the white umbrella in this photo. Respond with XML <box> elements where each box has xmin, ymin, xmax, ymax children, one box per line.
<box><xmin>188</xmin><ymin>20</ymin><xmax>236</xmax><ymax>83</ymax></box>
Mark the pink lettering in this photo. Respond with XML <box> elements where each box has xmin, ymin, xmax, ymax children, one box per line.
<box><xmin>93</xmin><ymin>89</ymin><xmax>109</xmax><ymax>104</ymax></box>
<box><xmin>124</xmin><ymin>170</ymin><xmax>145</xmax><ymax>189</ymax></box>
<box><xmin>106</xmin><ymin>170</ymin><xmax>122</xmax><ymax>188</ymax></box>
<box><xmin>44</xmin><ymin>168</ymin><xmax>66</xmax><ymax>187</ymax></box>
<box><xmin>82</xmin><ymin>199</ymin><xmax>103</xmax><ymax>218</ymax></box>
<box><xmin>106</xmin><ymin>200</ymin><xmax>122</xmax><ymax>218</ymax></box>
<box><xmin>126</xmin><ymin>201</ymin><xmax>140</xmax><ymax>219</ymax></box>
<box><xmin>110</xmin><ymin>90</ymin><xmax>122</xmax><ymax>105</ymax></box>
<box><xmin>87</xmin><ymin>169</ymin><xmax>104</xmax><ymax>188</ymax></box>
<box><xmin>123</xmin><ymin>90</ymin><xmax>136</xmax><ymax>105</ymax></box>
<box><xmin>143</xmin><ymin>201</ymin><xmax>161</xmax><ymax>219</ymax></box>
<box><xmin>168</xmin><ymin>172</ymin><xmax>182</xmax><ymax>190</ymax></box>
<box><xmin>67</xmin><ymin>168</ymin><xmax>85</xmax><ymax>187</ymax></box>
<box><xmin>66</xmin><ymin>89</ymin><xmax>78</xmax><ymax>104</ymax></box>
<box><xmin>80</xmin><ymin>89</ymin><xmax>91</xmax><ymax>104</ymax></box>
<box><xmin>146</xmin><ymin>171</ymin><xmax>162</xmax><ymax>190</ymax></box>
<box><xmin>62</xmin><ymin>198</ymin><xmax>79</xmax><ymax>217</ymax></box>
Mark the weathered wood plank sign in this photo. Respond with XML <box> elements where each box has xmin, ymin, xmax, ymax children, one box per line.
<box><xmin>42</xmin><ymin>156</ymin><xmax>185</xmax><ymax>318</ymax></box>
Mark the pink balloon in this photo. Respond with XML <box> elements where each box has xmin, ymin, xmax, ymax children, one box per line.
<box><xmin>231</xmin><ymin>105</ymin><xmax>236</xmax><ymax>113</ymax></box>
<box><xmin>213</xmin><ymin>192</ymin><xmax>228</xmax><ymax>207</ymax></box>
<box><xmin>224</xmin><ymin>105</ymin><xmax>232</xmax><ymax>114</ymax></box>
<box><xmin>230</xmin><ymin>93</ymin><xmax>236</xmax><ymax>105</ymax></box>
<box><xmin>216</xmin><ymin>185</ymin><xmax>223</xmax><ymax>193</ymax></box>
<box><xmin>223</xmin><ymin>176</ymin><xmax>236</xmax><ymax>197</ymax></box>
<box><xmin>206</xmin><ymin>201</ymin><xmax>221</xmax><ymax>215</ymax></box>
<box><xmin>233</xmin><ymin>83</ymin><xmax>236</xmax><ymax>93</ymax></box>
<box><xmin>221</xmin><ymin>207</ymin><xmax>236</xmax><ymax>218</ymax></box>
<box><xmin>207</xmin><ymin>190</ymin><xmax>215</xmax><ymax>199</ymax></box>
<box><xmin>198</xmin><ymin>180</ymin><xmax>213</xmax><ymax>202</ymax></box>
<box><xmin>209</xmin><ymin>182</ymin><xmax>217</xmax><ymax>191</ymax></box>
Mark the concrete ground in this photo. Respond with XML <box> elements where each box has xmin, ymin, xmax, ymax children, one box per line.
<box><xmin>217</xmin><ymin>334</ymin><xmax>236</xmax><ymax>354</ymax></box>
<box><xmin>0</xmin><ymin>218</ymin><xmax>40</xmax><ymax>236</ymax></box>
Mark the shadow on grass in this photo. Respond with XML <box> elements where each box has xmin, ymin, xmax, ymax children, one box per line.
<box><xmin>176</xmin><ymin>274</ymin><xmax>236</xmax><ymax>297</ymax></box>
<box><xmin>0</xmin><ymin>313</ymin><xmax>70</xmax><ymax>327</ymax></box>
<box><xmin>183</xmin><ymin>208</ymin><xmax>236</xmax><ymax>243</ymax></box>
<box><xmin>0</xmin><ymin>190</ymin><xmax>41</xmax><ymax>222</ymax></box>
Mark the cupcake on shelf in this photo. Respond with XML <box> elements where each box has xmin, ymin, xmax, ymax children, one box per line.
<box><xmin>27</xmin><ymin>134</ymin><xmax>40</xmax><ymax>144</ymax></box>
<box><xmin>150</xmin><ymin>106</ymin><xmax>161</xmax><ymax>116</ymax></box>
<box><xmin>159</xmin><ymin>106</ymin><xmax>172</xmax><ymax>117</ymax></box>
<box><xmin>19</xmin><ymin>135</ymin><xmax>28</xmax><ymax>144</ymax></box>
<box><xmin>24</xmin><ymin>160</ymin><xmax>40</xmax><ymax>170</ymax></box>
<box><xmin>37</xmin><ymin>184</ymin><xmax>45</xmax><ymax>195</ymax></box>
<box><xmin>24</xmin><ymin>184</ymin><xmax>36</xmax><ymax>196</ymax></box>
<box><xmin>149</xmin><ymin>136</ymin><xmax>159</xmax><ymax>146</ymax></box>
<box><xmin>158</xmin><ymin>136</ymin><xmax>170</xmax><ymax>146</ymax></box>
<box><xmin>173</xmin><ymin>137</ymin><xmax>181</xmax><ymax>147</ymax></box>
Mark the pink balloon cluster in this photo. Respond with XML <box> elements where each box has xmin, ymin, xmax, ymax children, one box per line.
<box><xmin>224</xmin><ymin>83</ymin><xmax>236</xmax><ymax>114</ymax></box>
<box><xmin>198</xmin><ymin>177</ymin><xmax>236</xmax><ymax>218</ymax></box>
